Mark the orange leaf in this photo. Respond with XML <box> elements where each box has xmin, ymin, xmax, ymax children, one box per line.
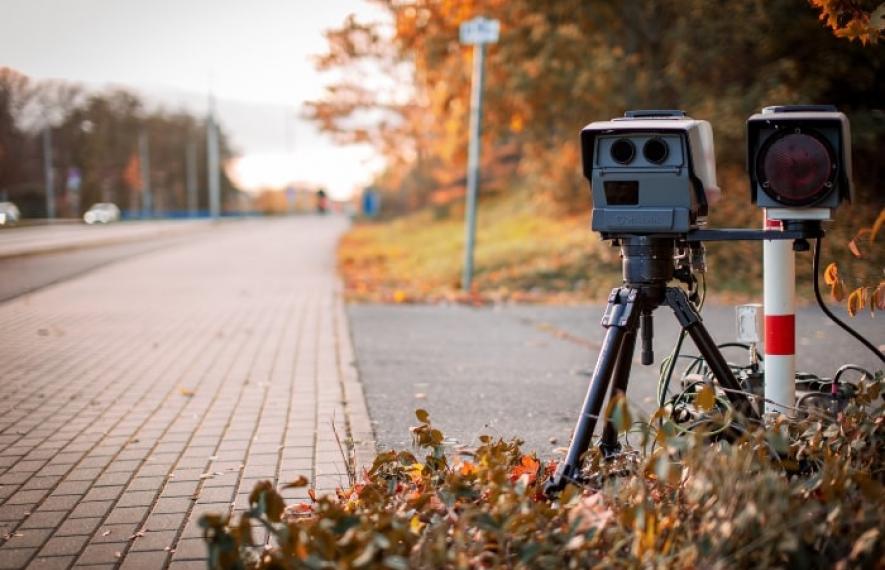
<box><xmin>824</xmin><ymin>262</ymin><xmax>839</xmax><ymax>286</ymax></box>
<box><xmin>848</xmin><ymin>238</ymin><xmax>863</xmax><ymax>258</ymax></box>
<box><xmin>873</xmin><ymin>282</ymin><xmax>885</xmax><ymax>311</ymax></box>
<box><xmin>831</xmin><ymin>279</ymin><xmax>846</xmax><ymax>302</ymax></box>
<box><xmin>847</xmin><ymin>288</ymin><xmax>864</xmax><ymax>317</ymax></box>
<box><xmin>459</xmin><ymin>461</ymin><xmax>477</xmax><ymax>477</ymax></box>
<box><xmin>509</xmin><ymin>455</ymin><xmax>541</xmax><ymax>484</ymax></box>
<box><xmin>871</xmin><ymin>209</ymin><xmax>885</xmax><ymax>242</ymax></box>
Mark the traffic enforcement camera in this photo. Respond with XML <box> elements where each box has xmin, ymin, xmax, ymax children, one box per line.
<box><xmin>747</xmin><ymin>105</ymin><xmax>854</xmax><ymax>221</ymax></box>
<box><xmin>581</xmin><ymin>110</ymin><xmax>720</xmax><ymax>236</ymax></box>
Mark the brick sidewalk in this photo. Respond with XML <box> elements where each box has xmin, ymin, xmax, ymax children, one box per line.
<box><xmin>0</xmin><ymin>217</ymin><xmax>374</xmax><ymax>569</ymax></box>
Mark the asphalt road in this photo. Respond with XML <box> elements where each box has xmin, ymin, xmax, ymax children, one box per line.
<box><xmin>349</xmin><ymin>303</ymin><xmax>883</xmax><ymax>456</ymax></box>
<box><xmin>0</xmin><ymin>221</ymin><xmax>216</xmax><ymax>302</ymax></box>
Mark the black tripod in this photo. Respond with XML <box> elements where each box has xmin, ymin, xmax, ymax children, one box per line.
<box><xmin>545</xmin><ymin>236</ymin><xmax>759</xmax><ymax>495</ymax></box>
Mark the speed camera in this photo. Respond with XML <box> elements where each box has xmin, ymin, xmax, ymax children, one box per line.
<box><xmin>581</xmin><ymin>110</ymin><xmax>720</xmax><ymax>236</ymax></box>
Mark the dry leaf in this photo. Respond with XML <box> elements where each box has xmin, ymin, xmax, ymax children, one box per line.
<box><xmin>873</xmin><ymin>282</ymin><xmax>885</xmax><ymax>311</ymax></box>
<box><xmin>282</xmin><ymin>475</ymin><xmax>309</xmax><ymax>489</ymax></box>
<box><xmin>824</xmin><ymin>262</ymin><xmax>839</xmax><ymax>286</ymax></box>
<box><xmin>831</xmin><ymin>278</ymin><xmax>846</xmax><ymax>302</ymax></box>
<box><xmin>847</xmin><ymin>288</ymin><xmax>864</xmax><ymax>317</ymax></box>
<box><xmin>179</xmin><ymin>386</ymin><xmax>195</xmax><ymax>397</ymax></box>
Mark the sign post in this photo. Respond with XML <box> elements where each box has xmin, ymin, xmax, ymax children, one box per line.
<box><xmin>459</xmin><ymin>17</ymin><xmax>499</xmax><ymax>292</ymax></box>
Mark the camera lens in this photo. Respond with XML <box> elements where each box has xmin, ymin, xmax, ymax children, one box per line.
<box><xmin>610</xmin><ymin>139</ymin><xmax>635</xmax><ymax>164</ymax></box>
<box><xmin>643</xmin><ymin>138</ymin><xmax>669</xmax><ymax>164</ymax></box>
<box><xmin>759</xmin><ymin>132</ymin><xmax>834</xmax><ymax>205</ymax></box>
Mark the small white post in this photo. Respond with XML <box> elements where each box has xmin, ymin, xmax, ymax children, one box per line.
<box><xmin>763</xmin><ymin>212</ymin><xmax>796</xmax><ymax>415</ymax></box>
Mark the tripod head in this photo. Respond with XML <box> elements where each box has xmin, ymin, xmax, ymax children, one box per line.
<box><xmin>609</xmin><ymin>235</ymin><xmax>706</xmax><ymax>366</ymax></box>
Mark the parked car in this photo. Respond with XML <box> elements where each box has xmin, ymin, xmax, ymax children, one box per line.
<box><xmin>0</xmin><ymin>201</ymin><xmax>20</xmax><ymax>226</ymax></box>
<box><xmin>83</xmin><ymin>203</ymin><xmax>121</xmax><ymax>224</ymax></box>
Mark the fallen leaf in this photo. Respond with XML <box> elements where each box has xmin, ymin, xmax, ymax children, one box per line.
<box><xmin>824</xmin><ymin>262</ymin><xmax>839</xmax><ymax>286</ymax></box>
<box><xmin>282</xmin><ymin>475</ymin><xmax>309</xmax><ymax>489</ymax></box>
<box><xmin>847</xmin><ymin>288</ymin><xmax>864</xmax><ymax>317</ymax></box>
<box><xmin>831</xmin><ymin>278</ymin><xmax>846</xmax><ymax>302</ymax></box>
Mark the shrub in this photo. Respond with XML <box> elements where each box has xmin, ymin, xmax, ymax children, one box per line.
<box><xmin>202</xmin><ymin>376</ymin><xmax>883</xmax><ymax>569</ymax></box>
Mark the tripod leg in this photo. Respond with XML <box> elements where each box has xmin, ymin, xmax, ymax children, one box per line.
<box><xmin>599</xmin><ymin>331</ymin><xmax>636</xmax><ymax>456</ymax></box>
<box><xmin>545</xmin><ymin>288</ymin><xmax>638</xmax><ymax>496</ymax></box>
<box><xmin>664</xmin><ymin>288</ymin><xmax>759</xmax><ymax>420</ymax></box>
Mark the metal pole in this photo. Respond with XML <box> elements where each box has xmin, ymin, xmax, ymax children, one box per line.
<box><xmin>186</xmin><ymin>141</ymin><xmax>198</xmax><ymax>216</ymax></box>
<box><xmin>139</xmin><ymin>131</ymin><xmax>152</xmax><ymax>218</ymax></box>
<box><xmin>207</xmin><ymin>101</ymin><xmax>221</xmax><ymax>219</ymax></box>
<box><xmin>763</xmin><ymin>213</ymin><xmax>796</xmax><ymax>415</ymax></box>
<box><xmin>43</xmin><ymin>127</ymin><xmax>55</xmax><ymax>219</ymax></box>
<box><xmin>461</xmin><ymin>42</ymin><xmax>486</xmax><ymax>291</ymax></box>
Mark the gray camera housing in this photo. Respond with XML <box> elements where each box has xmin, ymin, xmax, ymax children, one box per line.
<box><xmin>582</xmin><ymin>111</ymin><xmax>720</xmax><ymax>236</ymax></box>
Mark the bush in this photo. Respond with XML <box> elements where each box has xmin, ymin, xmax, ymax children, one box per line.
<box><xmin>202</xmin><ymin>376</ymin><xmax>883</xmax><ymax>569</ymax></box>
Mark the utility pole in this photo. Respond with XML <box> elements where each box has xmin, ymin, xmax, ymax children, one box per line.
<box><xmin>139</xmin><ymin>130</ymin><xmax>152</xmax><ymax>217</ymax></box>
<box><xmin>207</xmin><ymin>96</ymin><xmax>221</xmax><ymax>219</ymax></box>
<box><xmin>459</xmin><ymin>17</ymin><xmax>499</xmax><ymax>292</ymax></box>
<box><xmin>186</xmin><ymin>141</ymin><xmax>198</xmax><ymax>216</ymax></box>
<box><xmin>43</xmin><ymin>127</ymin><xmax>55</xmax><ymax>219</ymax></box>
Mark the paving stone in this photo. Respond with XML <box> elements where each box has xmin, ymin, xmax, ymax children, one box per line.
<box><xmin>1</xmin><ymin>527</ymin><xmax>53</xmax><ymax>549</ymax></box>
<box><xmin>37</xmin><ymin>495</ymin><xmax>81</xmax><ymax>512</ymax></box>
<box><xmin>5</xmin><ymin>489</ymin><xmax>49</xmax><ymax>505</ymax></box>
<box><xmin>25</xmin><ymin>555</ymin><xmax>76</xmax><ymax>569</ymax></box>
<box><xmin>89</xmin><ymin>524</ymin><xmax>139</xmax><ymax>544</ymax></box>
<box><xmin>168</xmin><ymin>561</ymin><xmax>208</xmax><ymax>570</ymax></box>
<box><xmin>170</xmin><ymin>537</ymin><xmax>207</xmax><ymax>561</ymax></box>
<box><xmin>75</xmin><ymin>542</ymin><xmax>127</xmax><ymax>565</ymax></box>
<box><xmin>128</xmin><ymin>529</ymin><xmax>177</xmax><ymax>552</ymax></box>
<box><xmin>102</xmin><ymin>506</ymin><xmax>148</xmax><ymax>525</ymax></box>
<box><xmin>81</xmin><ymin>487</ymin><xmax>123</xmax><ymax>503</ymax></box>
<box><xmin>118</xmin><ymin>550</ymin><xmax>168</xmax><ymax>569</ymax></box>
<box><xmin>54</xmin><ymin>517</ymin><xmax>102</xmax><ymax>537</ymax></box>
<box><xmin>68</xmin><ymin>501</ymin><xmax>111</xmax><ymax>519</ymax></box>
<box><xmin>115</xmin><ymin>491</ymin><xmax>155</xmax><ymax>508</ymax></box>
<box><xmin>20</xmin><ymin>511</ymin><xmax>67</xmax><ymax>529</ymax></box>
<box><xmin>0</xmin><ymin>547</ymin><xmax>37</xmax><ymax>569</ymax></box>
<box><xmin>38</xmin><ymin>535</ymin><xmax>89</xmax><ymax>557</ymax></box>
<box><xmin>142</xmin><ymin>512</ymin><xmax>186</xmax><ymax>532</ymax></box>
<box><xmin>0</xmin><ymin>504</ymin><xmax>35</xmax><ymax>521</ymax></box>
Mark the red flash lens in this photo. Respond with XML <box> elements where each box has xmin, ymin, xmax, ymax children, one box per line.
<box><xmin>760</xmin><ymin>133</ymin><xmax>833</xmax><ymax>205</ymax></box>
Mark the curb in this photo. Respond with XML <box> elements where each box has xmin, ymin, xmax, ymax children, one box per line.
<box><xmin>334</xmin><ymin>283</ymin><xmax>377</xmax><ymax>475</ymax></box>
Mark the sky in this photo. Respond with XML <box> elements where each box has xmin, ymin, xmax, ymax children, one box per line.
<box><xmin>0</xmin><ymin>0</ymin><xmax>389</xmax><ymax>199</ymax></box>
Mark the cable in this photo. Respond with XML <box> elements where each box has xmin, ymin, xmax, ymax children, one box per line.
<box><xmin>812</xmin><ymin>238</ymin><xmax>884</xmax><ymax>363</ymax></box>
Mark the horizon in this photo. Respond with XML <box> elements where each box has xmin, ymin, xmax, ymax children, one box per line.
<box><xmin>0</xmin><ymin>0</ymin><xmax>388</xmax><ymax>200</ymax></box>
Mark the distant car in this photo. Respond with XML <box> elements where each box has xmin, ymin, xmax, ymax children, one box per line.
<box><xmin>83</xmin><ymin>203</ymin><xmax>121</xmax><ymax>224</ymax></box>
<box><xmin>0</xmin><ymin>201</ymin><xmax>20</xmax><ymax>226</ymax></box>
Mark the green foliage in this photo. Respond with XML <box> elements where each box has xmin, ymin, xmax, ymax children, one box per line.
<box><xmin>201</xmin><ymin>376</ymin><xmax>884</xmax><ymax>569</ymax></box>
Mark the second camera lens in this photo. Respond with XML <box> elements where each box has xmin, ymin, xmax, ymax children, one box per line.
<box><xmin>643</xmin><ymin>138</ymin><xmax>669</xmax><ymax>164</ymax></box>
<box><xmin>610</xmin><ymin>139</ymin><xmax>635</xmax><ymax>164</ymax></box>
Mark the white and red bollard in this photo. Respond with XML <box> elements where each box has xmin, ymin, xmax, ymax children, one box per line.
<box><xmin>763</xmin><ymin>212</ymin><xmax>796</xmax><ymax>415</ymax></box>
